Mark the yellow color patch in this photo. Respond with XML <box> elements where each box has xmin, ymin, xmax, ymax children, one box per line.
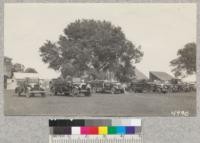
<box><xmin>98</xmin><ymin>126</ymin><xmax>108</xmax><ymax>135</ymax></box>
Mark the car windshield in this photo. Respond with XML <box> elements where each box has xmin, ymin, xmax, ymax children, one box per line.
<box><xmin>104</xmin><ymin>83</ymin><xmax>111</xmax><ymax>86</ymax></box>
<box><xmin>114</xmin><ymin>83</ymin><xmax>120</xmax><ymax>85</ymax></box>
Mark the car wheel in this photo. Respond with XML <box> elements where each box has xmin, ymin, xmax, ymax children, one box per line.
<box><xmin>41</xmin><ymin>93</ymin><xmax>45</xmax><ymax>97</ymax></box>
<box><xmin>26</xmin><ymin>93</ymin><xmax>31</xmax><ymax>98</ymax></box>
<box><xmin>15</xmin><ymin>88</ymin><xmax>18</xmax><ymax>94</ymax></box>
<box><xmin>18</xmin><ymin>88</ymin><xmax>24</xmax><ymax>96</ymax></box>
<box><xmin>72</xmin><ymin>88</ymin><xmax>79</xmax><ymax>97</ymax></box>
<box><xmin>93</xmin><ymin>87</ymin><xmax>96</xmax><ymax>93</ymax></box>
<box><xmin>111</xmin><ymin>88</ymin><xmax>115</xmax><ymax>94</ymax></box>
<box><xmin>18</xmin><ymin>92</ymin><xmax>21</xmax><ymax>97</ymax></box>
<box><xmin>54</xmin><ymin>91</ymin><xmax>57</xmax><ymax>96</ymax></box>
<box><xmin>85</xmin><ymin>92</ymin><xmax>91</xmax><ymax>96</ymax></box>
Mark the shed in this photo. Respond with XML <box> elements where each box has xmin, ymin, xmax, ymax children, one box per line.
<box><xmin>149</xmin><ymin>71</ymin><xmax>174</xmax><ymax>82</ymax></box>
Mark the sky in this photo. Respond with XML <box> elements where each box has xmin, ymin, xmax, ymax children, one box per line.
<box><xmin>4</xmin><ymin>3</ymin><xmax>196</xmax><ymax>81</ymax></box>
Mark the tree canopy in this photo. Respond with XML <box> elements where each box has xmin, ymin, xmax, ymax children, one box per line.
<box><xmin>12</xmin><ymin>63</ymin><xmax>25</xmax><ymax>72</ymax></box>
<box><xmin>170</xmin><ymin>42</ymin><xmax>196</xmax><ymax>78</ymax></box>
<box><xmin>11</xmin><ymin>63</ymin><xmax>37</xmax><ymax>74</ymax></box>
<box><xmin>40</xmin><ymin>19</ymin><xmax>143</xmax><ymax>82</ymax></box>
<box><xmin>25</xmin><ymin>68</ymin><xmax>38</xmax><ymax>73</ymax></box>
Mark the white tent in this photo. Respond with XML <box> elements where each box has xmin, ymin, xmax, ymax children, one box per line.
<box><xmin>7</xmin><ymin>72</ymin><xmax>39</xmax><ymax>90</ymax></box>
<box><xmin>181</xmin><ymin>75</ymin><xmax>196</xmax><ymax>83</ymax></box>
<box><xmin>7</xmin><ymin>72</ymin><xmax>54</xmax><ymax>90</ymax></box>
<box><xmin>13</xmin><ymin>72</ymin><xmax>39</xmax><ymax>79</ymax></box>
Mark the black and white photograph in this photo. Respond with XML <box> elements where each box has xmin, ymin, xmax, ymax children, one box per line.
<box><xmin>4</xmin><ymin>3</ymin><xmax>196</xmax><ymax>116</ymax></box>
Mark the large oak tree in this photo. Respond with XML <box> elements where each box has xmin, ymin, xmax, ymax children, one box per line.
<box><xmin>40</xmin><ymin>19</ymin><xmax>143</xmax><ymax>82</ymax></box>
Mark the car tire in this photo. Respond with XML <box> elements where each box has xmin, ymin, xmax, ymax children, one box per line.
<box><xmin>72</xmin><ymin>88</ymin><xmax>79</xmax><ymax>97</ymax></box>
<box><xmin>54</xmin><ymin>91</ymin><xmax>57</xmax><ymax>96</ymax></box>
<box><xmin>93</xmin><ymin>87</ymin><xmax>96</xmax><ymax>93</ymax></box>
<box><xmin>17</xmin><ymin>88</ymin><xmax>24</xmax><ymax>97</ymax></box>
<box><xmin>85</xmin><ymin>92</ymin><xmax>91</xmax><ymax>96</ymax></box>
<box><xmin>26</xmin><ymin>93</ymin><xmax>31</xmax><ymax>98</ymax></box>
<box><xmin>41</xmin><ymin>93</ymin><xmax>45</xmax><ymax>97</ymax></box>
<box><xmin>111</xmin><ymin>88</ymin><xmax>115</xmax><ymax>94</ymax></box>
<box><xmin>18</xmin><ymin>92</ymin><xmax>21</xmax><ymax>97</ymax></box>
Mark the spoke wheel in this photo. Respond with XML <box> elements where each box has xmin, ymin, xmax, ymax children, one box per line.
<box><xmin>72</xmin><ymin>88</ymin><xmax>79</xmax><ymax>97</ymax></box>
<box><xmin>111</xmin><ymin>88</ymin><xmax>115</xmax><ymax>94</ymax></box>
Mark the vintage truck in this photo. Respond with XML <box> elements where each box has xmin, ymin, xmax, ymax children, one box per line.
<box><xmin>15</xmin><ymin>79</ymin><xmax>46</xmax><ymax>98</ymax></box>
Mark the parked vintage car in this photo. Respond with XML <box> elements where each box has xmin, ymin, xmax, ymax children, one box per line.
<box><xmin>89</xmin><ymin>80</ymin><xmax>104</xmax><ymax>93</ymax></box>
<box><xmin>128</xmin><ymin>78</ymin><xmax>196</xmax><ymax>94</ymax></box>
<box><xmin>89</xmin><ymin>80</ymin><xmax>124</xmax><ymax>94</ymax></box>
<box><xmin>103</xmin><ymin>82</ymin><xmax>125</xmax><ymax>94</ymax></box>
<box><xmin>15</xmin><ymin>79</ymin><xmax>46</xmax><ymax>98</ymax></box>
<box><xmin>49</xmin><ymin>79</ymin><xmax>73</xmax><ymax>96</ymax></box>
<box><xmin>128</xmin><ymin>80</ymin><xmax>171</xmax><ymax>93</ymax></box>
<box><xmin>128</xmin><ymin>80</ymin><xmax>150</xmax><ymax>93</ymax></box>
<box><xmin>151</xmin><ymin>83</ymin><xmax>169</xmax><ymax>93</ymax></box>
<box><xmin>73</xmin><ymin>82</ymin><xmax>91</xmax><ymax>96</ymax></box>
<box><xmin>50</xmin><ymin>78</ymin><xmax>91</xmax><ymax>96</ymax></box>
<box><xmin>175</xmin><ymin>83</ymin><xmax>196</xmax><ymax>92</ymax></box>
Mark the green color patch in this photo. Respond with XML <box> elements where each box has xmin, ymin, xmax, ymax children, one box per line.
<box><xmin>108</xmin><ymin>126</ymin><xmax>117</xmax><ymax>134</ymax></box>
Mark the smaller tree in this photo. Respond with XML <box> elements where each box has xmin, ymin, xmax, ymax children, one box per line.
<box><xmin>170</xmin><ymin>42</ymin><xmax>196</xmax><ymax>78</ymax></box>
<box><xmin>12</xmin><ymin>63</ymin><xmax>25</xmax><ymax>72</ymax></box>
<box><xmin>25</xmin><ymin>68</ymin><xmax>38</xmax><ymax>73</ymax></box>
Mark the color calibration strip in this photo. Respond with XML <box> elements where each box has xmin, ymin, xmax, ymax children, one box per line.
<box><xmin>50</xmin><ymin>126</ymin><xmax>141</xmax><ymax>135</ymax></box>
<box><xmin>49</xmin><ymin>119</ymin><xmax>142</xmax><ymax>143</ymax></box>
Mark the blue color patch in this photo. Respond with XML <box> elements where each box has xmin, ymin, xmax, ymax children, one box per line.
<box><xmin>126</xmin><ymin>126</ymin><xmax>135</xmax><ymax>134</ymax></box>
<box><xmin>116</xmin><ymin>126</ymin><xmax>126</xmax><ymax>134</ymax></box>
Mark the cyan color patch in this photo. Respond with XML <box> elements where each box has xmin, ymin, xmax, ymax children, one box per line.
<box><xmin>116</xmin><ymin>126</ymin><xmax>126</xmax><ymax>134</ymax></box>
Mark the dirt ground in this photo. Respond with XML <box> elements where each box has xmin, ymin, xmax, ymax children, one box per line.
<box><xmin>4</xmin><ymin>90</ymin><xmax>196</xmax><ymax>116</ymax></box>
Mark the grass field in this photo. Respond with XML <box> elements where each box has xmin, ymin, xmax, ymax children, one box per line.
<box><xmin>4</xmin><ymin>90</ymin><xmax>196</xmax><ymax>116</ymax></box>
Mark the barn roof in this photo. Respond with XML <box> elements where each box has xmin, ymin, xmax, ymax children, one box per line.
<box><xmin>150</xmin><ymin>71</ymin><xmax>174</xmax><ymax>81</ymax></box>
<box><xmin>135</xmin><ymin>68</ymin><xmax>148</xmax><ymax>80</ymax></box>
